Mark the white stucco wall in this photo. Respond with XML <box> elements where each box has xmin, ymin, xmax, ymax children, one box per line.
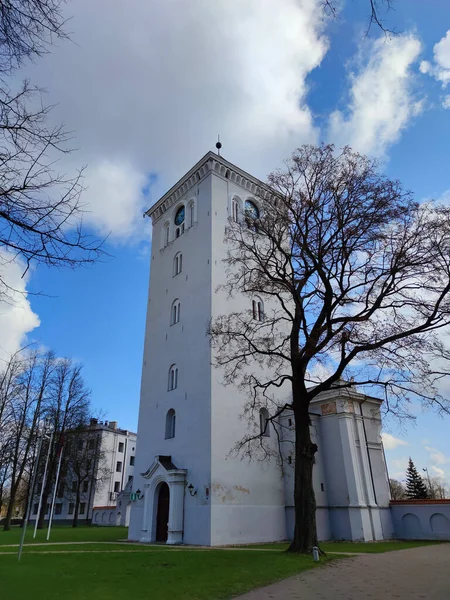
<box><xmin>391</xmin><ymin>501</ymin><xmax>450</xmax><ymax>540</ymax></box>
<box><xmin>129</xmin><ymin>169</ymin><xmax>213</xmax><ymax>545</ymax></box>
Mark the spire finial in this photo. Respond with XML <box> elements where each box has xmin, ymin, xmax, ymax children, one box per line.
<box><xmin>215</xmin><ymin>135</ymin><xmax>222</xmax><ymax>156</ymax></box>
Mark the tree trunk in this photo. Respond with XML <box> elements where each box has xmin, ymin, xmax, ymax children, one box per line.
<box><xmin>3</xmin><ymin>492</ymin><xmax>15</xmax><ymax>531</ymax></box>
<box><xmin>72</xmin><ymin>489</ymin><xmax>80</xmax><ymax>528</ymax></box>
<box><xmin>288</xmin><ymin>401</ymin><xmax>318</xmax><ymax>553</ymax></box>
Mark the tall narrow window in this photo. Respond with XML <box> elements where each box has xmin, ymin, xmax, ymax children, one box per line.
<box><xmin>189</xmin><ymin>201</ymin><xmax>195</xmax><ymax>227</ymax></box>
<box><xmin>259</xmin><ymin>408</ymin><xmax>270</xmax><ymax>437</ymax></box>
<box><xmin>173</xmin><ymin>252</ymin><xmax>182</xmax><ymax>276</ymax></box>
<box><xmin>163</xmin><ymin>222</ymin><xmax>170</xmax><ymax>247</ymax></box>
<box><xmin>168</xmin><ymin>364</ymin><xmax>178</xmax><ymax>391</ymax></box>
<box><xmin>171</xmin><ymin>299</ymin><xmax>180</xmax><ymax>325</ymax></box>
<box><xmin>165</xmin><ymin>409</ymin><xmax>176</xmax><ymax>439</ymax></box>
<box><xmin>232</xmin><ymin>200</ymin><xmax>239</xmax><ymax>223</ymax></box>
<box><xmin>252</xmin><ymin>297</ymin><xmax>264</xmax><ymax>321</ymax></box>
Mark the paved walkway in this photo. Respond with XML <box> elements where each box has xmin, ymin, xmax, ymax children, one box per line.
<box><xmin>235</xmin><ymin>544</ymin><xmax>450</xmax><ymax>600</ymax></box>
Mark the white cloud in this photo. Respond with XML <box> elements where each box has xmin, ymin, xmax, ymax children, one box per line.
<box><xmin>382</xmin><ymin>432</ymin><xmax>409</xmax><ymax>450</ymax></box>
<box><xmin>390</xmin><ymin>456</ymin><xmax>410</xmax><ymax>479</ymax></box>
<box><xmin>431</xmin><ymin>465</ymin><xmax>445</xmax><ymax>478</ymax></box>
<box><xmin>19</xmin><ymin>0</ymin><xmax>329</xmax><ymax>240</ymax></box>
<box><xmin>0</xmin><ymin>250</ymin><xmax>40</xmax><ymax>361</ymax></box>
<box><xmin>424</xmin><ymin>445</ymin><xmax>450</xmax><ymax>465</ymax></box>
<box><xmin>420</xmin><ymin>30</ymin><xmax>450</xmax><ymax>108</ymax></box>
<box><xmin>420</xmin><ymin>30</ymin><xmax>450</xmax><ymax>87</ymax></box>
<box><xmin>442</xmin><ymin>95</ymin><xmax>450</xmax><ymax>109</ymax></box>
<box><xmin>82</xmin><ymin>161</ymin><xmax>148</xmax><ymax>239</ymax></box>
<box><xmin>329</xmin><ymin>34</ymin><xmax>423</xmax><ymax>157</ymax></box>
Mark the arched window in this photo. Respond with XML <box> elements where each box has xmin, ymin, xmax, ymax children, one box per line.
<box><xmin>173</xmin><ymin>252</ymin><xmax>182</xmax><ymax>276</ymax></box>
<box><xmin>252</xmin><ymin>296</ymin><xmax>264</xmax><ymax>321</ymax></box>
<box><xmin>259</xmin><ymin>408</ymin><xmax>270</xmax><ymax>437</ymax></box>
<box><xmin>171</xmin><ymin>299</ymin><xmax>180</xmax><ymax>325</ymax></box>
<box><xmin>188</xmin><ymin>201</ymin><xmax>195</xmax><ymax>227</ymax></box>
<box><xmin>232</xmin><ymin>199</ymin><xmax>239</xmax><ymax>223</ymax></box>
<box><xmin>168</xmin><ymin>365</ymin><xmax>178</xmax><ymax>391</ymax></box>
<box><xmin>165</xmin><ymin>409</ymin><xmax>176</xmax><ymax>439</ymax></box>
<box><xmin>245</xmin><ymin>199</ymin><xmax>260</xmax><ymax>231</ymax></box>
<box><xmin>162</xmin><ymin>222</ymin><xmax>170</xmax><ymax>248</ymax></box>
<box><xmin>174</xmin><ymin>205</ymin><xmax>185</xmax><ymax>238</ymax></box>
<box><xmin>245</xmin><ymin>199</ymin><xmax>259</xmax><ymax>219</ymax></box>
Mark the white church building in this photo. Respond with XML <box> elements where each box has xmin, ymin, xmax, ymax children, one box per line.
<box><xmin>128</xmin><ymin>150</ymin><xmax>394</xmax><ymax>546</ymax></box>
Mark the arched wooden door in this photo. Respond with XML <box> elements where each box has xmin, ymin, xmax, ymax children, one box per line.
<box><xmin>155</xmin><ymin>482</ymin><xmax>170</xmax><ymax>542</ymax></box>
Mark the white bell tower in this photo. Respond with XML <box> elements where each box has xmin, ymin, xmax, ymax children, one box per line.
<box><xmin>128</xmin><ymin>150</ymin><xmax>287</xmax><ymax>546</ymax></box>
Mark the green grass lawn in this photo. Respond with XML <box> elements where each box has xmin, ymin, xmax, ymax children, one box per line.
<box><xmin>0</xmin><ymin>524</ymin><xmax>127</xmax><ymax>545</ymax></box>
<box><xmin>0</xmin><ymin>547</ymin><xmax>328</xmax><ymax>600</ymax></box>
<box><xmin>239</xmin><ymin>540</ymin><xmax>444</xmax><ymax>553</ymax></box>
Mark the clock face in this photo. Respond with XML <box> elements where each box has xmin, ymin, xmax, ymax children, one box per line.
<box><xmin>174</xmin><ymin>206</ymin><xmax>185</xmax><ymax>226</ymax></box>
<box><xmin>244</xmin><ymin>200</ymin><xmax>259</xmax><ymax>220</ymax></box>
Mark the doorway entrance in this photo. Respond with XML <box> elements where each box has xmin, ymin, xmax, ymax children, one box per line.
<box><xmin>155</xmin><ymin>482</ymin><xmax>170</xmax><ymax>542</ymax></box>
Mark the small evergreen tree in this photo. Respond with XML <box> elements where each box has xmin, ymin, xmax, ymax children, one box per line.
<box><xmin>405</xmin><ymin>458</ymin><xmax>429</xmax><ymax>499</ymax></box>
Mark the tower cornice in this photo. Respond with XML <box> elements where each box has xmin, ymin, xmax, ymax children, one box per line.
<box><xmin>146</xmin><ymin>151</ymin><xmax>276</xmax><ymax>224</ymax></box>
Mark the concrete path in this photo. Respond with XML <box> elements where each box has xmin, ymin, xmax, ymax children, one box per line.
<box><xmin>234</xmin><ymin>543</ymin><xmax>450</xmax><ymax>600</ymax></box>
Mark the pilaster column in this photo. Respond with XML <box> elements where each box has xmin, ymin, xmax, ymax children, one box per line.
<box><xmin>355</xmin><ymin>416</ymin><xmax>377</xmax><ymax>507</ymax></box>
<box><xmin>167</xmin><ymin>470</ymin><xmax>186</xmax><ymax>545</ymax></box>
<box><xmin>140</xmin><ymin>483</ymin><xmax>151</xmax><ymax>542</ymax></box>
<box><xmin>338</xmin><ymin>415</ymin><xmax>366</xmax><ymax>507</ymax></box>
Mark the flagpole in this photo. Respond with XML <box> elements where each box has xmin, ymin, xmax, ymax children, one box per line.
<box><xmin>33</xmin><ymin>430</ymin><xmax>53</xmax><ymax>539</ymax></box>
<box><xmin>47</xmin><ymin>444</ymin><xmax>63</xmax><ymax>541</ymax></box>
<box><xmin>18</xmin><ymin>425</ymin><xmax>45</xmax><ymax>562</ymax></box>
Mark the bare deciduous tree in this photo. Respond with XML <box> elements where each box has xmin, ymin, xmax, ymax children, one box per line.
<box><xmin>389</xmin><ymin>478</ymin><xmax>406</xmax><ymax>500</ymax></box>
<box><xmin>323</xmin><ymin>0</ymin><xmax>397</xmax><ymax>35</ymax></box>
<box><xmin>428</xmin><ymin>476</ymin><xmax>449</xmax><ymax>500</ymax></box>
<box><xmin>0</xmin><ymin>0</ymin><xmax>103</xmax><ymax>298</ymax></box>
<box><xmin>0</xmin><ymin>0</ymin><xmax>67</xmax><ymax>74</ymax></box>
<box><xmin>35</xmin><ymin>358</ymin><xmax>90</xmax><ymax>529</ymax></box>
<box><xmin>62</xmin><ymin>426</ymin><xmax>110</xmax><ymax>527</ymax></box>
<box><xmin>209</xmin><ymin>144</ymin><xmax>450</xmax><ymax>553</ymax></box>
<box><xmin>1</xmin><ymin>349</ymin><xmax>54</xmax><ymax>530</ymax></box>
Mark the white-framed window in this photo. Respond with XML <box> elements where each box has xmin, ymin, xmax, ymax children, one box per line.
<box><xmin>162</xmin><ymin>222</ymin><xmax>170</xmax><ymax>248</ymax></box>
<box><xmin>171</xmin><ymin>299</ymin><xmax>180</xmax><ymax>325</ymax></box>
<box><xmin>232</xmin><ymin>199</ymin><xmax>239</xmax><ymax>223</ymax></box>
<box><xmin>165</xmin><ymin>409</ymin><xmax>176</xmax><ymax>439</ymax></box>
<box><xmin>252</xmin><ymin>296</ymin><xmax>264</xmax><ymax>321</ymax></box>
<box><xmin>116</xmin><ymin>461</ymin><xmax>122</xmax><ymax>473</ymax></box>
<box><xmin>230</xmin><ymin>196</ymin><xmax>242</xmax><ymax>223</ymax></box>
<box><xmin>173</xmin><ymin>252</ymin><xmax>182</xmax><ymax>276</ymax></box>
<box><xmin>188</xmin><ymin>201</ymin><xmax>195</xmax><ymax>227</ymax></box>
<box><xmin>168</xmin><ymin>364</ymin><xmax>178</xmax><ymax>391</ymax></box>
<box><xmin>259</xmin><ymin>408</ymin><xmax>270</xmax><ymax>437</ymax></box>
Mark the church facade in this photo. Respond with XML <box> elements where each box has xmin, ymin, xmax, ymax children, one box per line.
<box><xmin>128</xmin><ymin>151</ymin><xmax>394</xmax><ymax>546</ymax></box>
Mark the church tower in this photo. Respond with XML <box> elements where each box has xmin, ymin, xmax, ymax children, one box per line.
<box><xmin>128</xmin><ymin>150</ymin><xmax>287</xmax><ymax>546</ymax></box>
<box><xmin>128</xmin><ymin>150</ymin><xmax>392</xmax><ymax>546</ymax></box>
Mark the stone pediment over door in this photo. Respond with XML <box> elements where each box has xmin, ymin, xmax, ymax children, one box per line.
<box><xmin>141</xmin><ymin>455</ymin><xmax>184</xmax><ymax>479</ymax></box>
<box><xmin>140</xmin><ymin>455</ymin><xmax>187</xmax><ymax>545</ymax></box>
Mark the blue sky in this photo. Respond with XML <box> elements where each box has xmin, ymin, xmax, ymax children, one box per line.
<box><xmin>0</xmin><ymin>0</ymin><xmax>449</xmax><ymax>486</ymax></box>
